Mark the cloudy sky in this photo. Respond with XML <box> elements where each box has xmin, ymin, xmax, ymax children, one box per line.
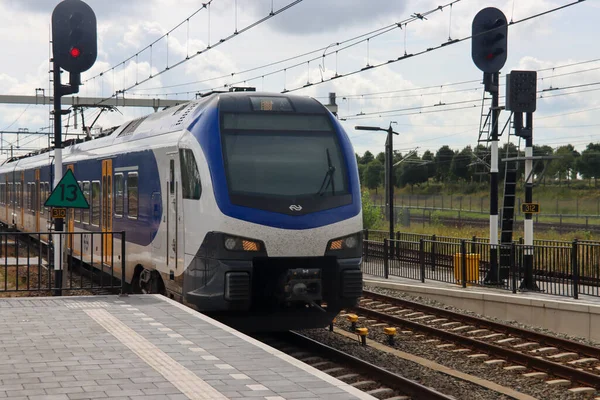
<box><xmin>0</xmin><ymin>0</ymin><xmax>598</xmax><ymax>161</ymax></box>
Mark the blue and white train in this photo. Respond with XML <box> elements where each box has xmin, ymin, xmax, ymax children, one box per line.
<box><xmin>0</xmin><ymin>90</ymin><xmax>364</xmax><ymax>331</ymax></box>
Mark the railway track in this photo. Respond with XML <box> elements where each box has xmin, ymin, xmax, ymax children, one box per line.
<box><xmin>258</xmin><ymin>331</ymin><xmax>455</xmax><ymax>400</ymax></box>
<box><xmin>350</xmin><ymin>290</ymin><xmax>600</xmax><ymax>393</ymax></box>
<box><xmin>410</xmin><ymin>215</ymin><xmax>600</xmax><ymax>234</ymax></box>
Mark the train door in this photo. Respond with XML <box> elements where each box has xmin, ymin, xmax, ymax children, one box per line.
<box><xmin>35</xmin><ymin>169</ymin><xmax>40</xmax><ymax>232</ymax></box>
<box><xmin>4</xmin><ymin>175</ymin><xmax>8</xmax><ymax>223</ymax></box>
<box><xmin>101</xmin><ymin>160</ymin><xmax>113</xmax><ymax>266</ymax></box>
<box><xmin>19</xmin><ymin>171</ymin><xmax>24</xmax><ymax>230</ymax></box>
<box><xmin>66</xmin><ymin>165</ymin><xmax>75</xmax><ymax>249</ymax></box>
<box><xmin>167</xmin><ymin>156</ymin><xmax>178</xmax><ymax>271</ymax></box>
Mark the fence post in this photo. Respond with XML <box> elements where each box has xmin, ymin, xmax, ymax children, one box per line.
<box><xmin>364</xmin><ymin>229</ymin><xmax>369</xmax><ymax>262</ymax></box>
<box><xmin>395</xmin><ymin>231</ymin><xmax>400</xmax><ymax>259</ymax></box>
<box><xmin>572</xmin><ymin>239</ymin><xmax>579</xmax><ymax>300</ymax></box>
<box><xmin>383</xmin><ymin>239</ymin><xmax>389</xmax><ymax>279</ymax></box>
<box><xmin>430</xmin><ymin>234</ymin><xmax>436</xmax><ymax>272</ymax></box>
<box><xmin>419</xmin><ymin>239</ymin><xmax>425</xmax><ymax>283</ymax></box>
<box><xmin>510</xmin><ymin>243</ymin><xmax>517</xmax><ymax>294</ymax></box>
<box><xmin>121</xmin><ymin>231</ymin><xmax>127</xmax><ymax>295</ymax></box>
<box><xmin>461</xmin><ymin>240</ymin><xmax>467</xmax><ymax>288</ymax></box>
<box><xmin>471</xmin><ymin>236</ymin><xmax>477</xmax><ymax>254</ymax></box>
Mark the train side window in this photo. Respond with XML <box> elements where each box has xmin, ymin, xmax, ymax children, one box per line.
<box><xmin>0</xmin><ymin>183</ymin><xmax>4</xmax><ymax>205</ymax></box>
<box><xmin>16</xmin><ymin>183</ymin><xmax>21</xmax><ymax>209</ymax></box>
<box><xmin>82</xmin><ymin>181</ymin><xmax>90</xmax><ymax>224</ymax></box>
<box><xmin>35</xmin><ymin>181</ymin><xmax>39</xmax><ymax>212</ymax></box>
<box><xmin>179</xmin><ymin>149</ymin><xmax>201</xmax><ymax>200</ymax></box>
<box><xmin>114</xmin><ymin>174</ymin><xmax>124</xmax><ymax>217</ymax></box>
<box><xmin>28</xmin><ymin>183</ymin><xmax>33</xmax><ymax>212</ymax></box>
<box><xmin>91</xmin><ymin>181</ymin><xmax>100</xmax><ymax>226</ymax></box>
<box><xmin>127</xmin><ymin>173</ymin><xmax>138</xmax><ymax>219</ymax></box>
<box><xmin>74</xmin><ymin>181</ymin><xmax>81</xmax><ymax>223</ymax></box>
<box><xmin>8</xmin><ymin>183</ymin><xmax>12</xmax><ymax>206</ymax></box>
<box><xmin>43</xmin><ymin>183</ymin><xmax>49</xmax><ymax>211</ymax></box>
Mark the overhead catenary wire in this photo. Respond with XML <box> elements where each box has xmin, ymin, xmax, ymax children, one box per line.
<box><xmin>130</xmin><ymin>9</ymin><xmax>434</xmax><ymax>92</ymax></box>
<box><xmin>92</xmin><ymin>0</ymin><xmax>304</xmax><ymax>107</ymax></box>
<box><xmin>129</xmin><ymin>0</ymin><xmax>462</xmax><ymax>97</ymax></box>
<box><xmin>341</xmin><ymin>80</ymin><xmax>600</xmax><ymax>120</ymax></box>
<box><xmin>83</xmin><ymin>1</ymin><xmax>215</xmax><ymax>84</ymax></box>
<box><xmin>279</xmin><ymin>0</ymin><xmax>587</xmax><ymax>94</ymax></box>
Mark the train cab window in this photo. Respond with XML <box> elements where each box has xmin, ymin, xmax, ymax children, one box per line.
<box><xmin>82</xmin><ymin>181</ymin><xmax>90</xmax><ymax>224</ymax></box>
<box><xmin>114</xmin><ymin>174</ymin><xmax>124</xmax><ymax>217</ymax></box>
<box><xmin>179</xmin><ymin>149</ymin><xmax>201</xmax><ymax>200</ymax></box>
<box><xmin>0</xmin><ymin>183</ymin><xmax>4</xmax><ymax>205</ymax></box>
<box><xmin>91</xmin><ymin>181</ymin><xmax>100</xmax><ymax>226</ymax></box>
<box><xmin>127</xmin><ymin>173</ymin><xmax>138</xmax><ymax>219</ymax></box>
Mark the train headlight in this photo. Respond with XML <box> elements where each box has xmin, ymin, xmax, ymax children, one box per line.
<box><xmin>223</xmin><ymin>235</ymin><xmax>262</xmax><ymax>252</ymax></box>
<box><xmin>344</xmin><ymin>236</ymin><xmax>357</xmax><ymax>249</ymax></box>
<box><xmin>224</xmin><ymin>238</ymin><xmax>238</xmax><ymax>251</ymax></box>
<box><xmin>326</xmin><ymin>232</ymin><xmax>362</xmax><ymax>254</ymax></box>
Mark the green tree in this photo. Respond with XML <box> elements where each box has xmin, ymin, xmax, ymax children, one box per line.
<box><xmin>421</xmin><ymin>150</ymin><xmax>435</xmax><ymax>182</ymax></box>
<box><xmin>357</xmin><ymin>163</ymin><xmax>366</xmax><ymax>185</ymax></box>
<box><xmin>364</xmin><ymin>160</ymin><xmax>384</xmax><ymax>193</ymax></box>
<box><xmin>450</xmin><ymin>146</ymin><xmax>473</xmax><ymax>182</ymax></box>
<box><xmin>576</xmin><ymin>143</ymin><xmax>600</xmax><ymax>186</ymax></box>
<box><xmin>360</xmin><ymin>151</ymin><xmax>374</xmax><ymax>165</ymax></box>
<box><xmin>548</xmin><ymin>145</ymin><xmax>578</xmax><ymax>185</ymax></box>
<box><xmin>397</xmin><ymin>154</ymin><xmax>428</xmax><ymax>190</ymax></box>
<box><xmin>533</xmin><ymin>145</ymin><xmax>554</xmax><ymax>185</ymax></box>
<box><xmin>434</xmin><ymin>145</ymin><xmax>455</xmax><ymax>182</ymax></box>
<box><xmin>361</xmin><ymin>188</ymin><xmax>383</xmax><ymax>229</ymax></box>
<box><xmin>375</xmin><ymin>152</ymin><xmax>385</xmax><ymax>164</ymax></box>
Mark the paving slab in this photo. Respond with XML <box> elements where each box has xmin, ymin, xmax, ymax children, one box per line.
<box><xmin>0</xmin><ymin>294</ymin><xmax>375</xmax><ymax>400</ymax></box>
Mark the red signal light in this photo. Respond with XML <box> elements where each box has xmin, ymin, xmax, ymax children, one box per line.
<box><xmin>486</xmin><ymin>53</ymin><xmax>495</xmax><ymax>60</ymax></box>
<box><xmin>70</xmin><ymin>47</ymin><xmax>81</xmax><ymax>58</ymax></box>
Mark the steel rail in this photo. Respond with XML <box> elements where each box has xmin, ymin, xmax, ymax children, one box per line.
<box><xmin>362</xmin><ymin>290</ymin><xmax>600</xmax><ymax>359</ymax></box>
<box><xmin>353</xmin><ymin>305</ymin><xmax>600</xmax><ymax>388</ymax></box>
<box><xmin>283</xmin><ymin>331</ymin><xmax>455</xmax><ymax>400</ymax></box>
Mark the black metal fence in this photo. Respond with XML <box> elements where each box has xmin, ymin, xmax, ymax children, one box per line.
<box><xmin>363</xmin><ymin>229</ymin><xmax>600</xmax><ymax>299</ymax></box>
<box><xmin>0</xmin><ymin>230</ymin><xmax>127</xmax><ymax>295</ymax></box>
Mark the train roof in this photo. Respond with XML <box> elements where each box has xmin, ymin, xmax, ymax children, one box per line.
<box><xmin>0</xmin><ymin>91</ymin><xmax>328</xmax><ymax>172</ymax></box>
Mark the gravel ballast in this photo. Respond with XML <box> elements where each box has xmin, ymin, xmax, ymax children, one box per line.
<box><xmin>340</xmin><ymin>284</ymin><xmax>600</xmax><ymax>399</ymax></box>
<box><xmin>299</xmin><ymin>327</ymin><xmax>514</xmax><ymax>400</ymax></box>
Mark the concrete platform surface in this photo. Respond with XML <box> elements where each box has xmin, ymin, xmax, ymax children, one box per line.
<box><xmin>364</xmin><ymin>274</ymin><xmax>600</xmax><ymax>343</ymax></box>
<box><xmin>0</xmin><ymin>294</ymin><xmax>375</xmax><ymax>400</ymax></box>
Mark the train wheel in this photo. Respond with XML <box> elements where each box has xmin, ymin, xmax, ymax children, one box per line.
<box><xmin>138</xmin><ymin>269</ymin><xmax>162</xmax><ymax>294</ymax></box>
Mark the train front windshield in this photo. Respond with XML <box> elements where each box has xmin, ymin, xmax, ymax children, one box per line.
<box><xmin>220</xmin><ymin>112</ymin><xmax>352</xmax><ymax>214</ymax></box>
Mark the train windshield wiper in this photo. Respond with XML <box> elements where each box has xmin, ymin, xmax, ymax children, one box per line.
<box><xmin>316</xmin><ymin>148</ymin><xmax>336</xmax><ymax>196</ymax></box>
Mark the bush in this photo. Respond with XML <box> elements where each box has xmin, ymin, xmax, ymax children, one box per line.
<box><xmin>361</xmin><ymin>188</ymin><xmax>383</xmax><ymax>229</ymax></box>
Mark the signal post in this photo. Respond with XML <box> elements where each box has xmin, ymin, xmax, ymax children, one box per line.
<box><xmin>471</xmin><ymin>7</ymin><xmax>508</xmax><ymax>285</ymax></box>
<box><xmin>506</xmin><ymin>71</ymin><xmax>539</xmax><ymax>291</ymax></box>
<box><xmin>50</xmin><ymin>0</ymin><xmax>97</xmax><ymax>295</ymax></box>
